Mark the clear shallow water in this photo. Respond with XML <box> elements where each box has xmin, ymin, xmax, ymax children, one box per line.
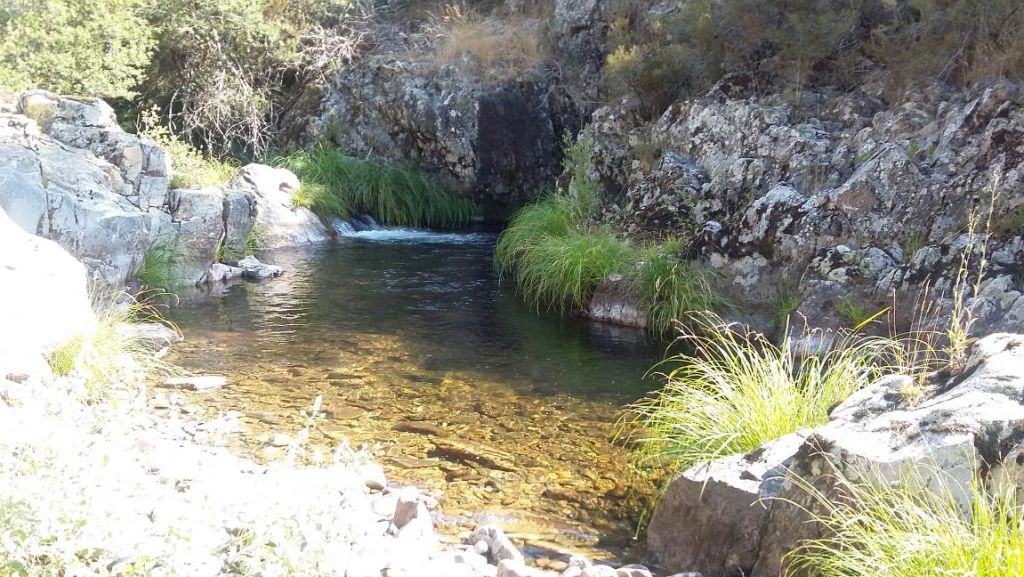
<box><xmin>166</xmin><ymin>230</ymin><xmax>663</xmax><ymax>560</ymax></box>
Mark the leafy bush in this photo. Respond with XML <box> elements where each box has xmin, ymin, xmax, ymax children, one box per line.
<box><xmin>866</xmin><ymin>0</ymin><xmax>1024</xmax><ymax>92</ymax></box>
<box><xmin>141</xmin><ymin>0</ymin><xmax>371</xmax><ymax>158</ymax></box>
<box><xmin>0</xmin><ymin>0</ymin><xmax>155</xmax><ymax>98</ymax></box>
<box><xmin>279</xmin><ymin>147</ymin><xmax>477</xmax><ymax>228</ymax></box>
<box><xmin>604</xmin><ymin>0</ymin><xmax>1024</xmax><ymax>116</ymax></box>
<box><xmin>788</xmin><ymin>466</ymin><xmax>1024</xmax><ymax>577</ymax></box>
<box><xmin>624</xmin><ymin>314</ymin><xmax>897</xmax><ymax>471</ymax></box>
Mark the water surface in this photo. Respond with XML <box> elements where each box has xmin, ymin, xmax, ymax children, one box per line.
<box><xmin>167</xmin><ymin>230</ymin><xmax>663</xmax><ymax>560</ymax></box>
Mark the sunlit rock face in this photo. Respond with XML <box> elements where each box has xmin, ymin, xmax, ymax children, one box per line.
<box><xmin>647</xmin><ymin>333</ymin><xmax>1024</xmax><ymax>577</ymax></box>
<box><xmin>0</xmin><ymin>91</ymin><xmax>317</xmax><ymax>287</ymax></box>
<box><xmin>587</xmin><ymin>81</ymin><xmax>1024</xmax><ymax>334</ymax></box>
<box><xmin>0</xmin><ymin>206</ymin><xmax>96</xmax><ymax>378</ymax></box>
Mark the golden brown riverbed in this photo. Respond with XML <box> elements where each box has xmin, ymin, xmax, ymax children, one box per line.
<box><xmin>166</xmin><ymin>233</ymin><xmax>662</xmax><ymax>562</ymax></box>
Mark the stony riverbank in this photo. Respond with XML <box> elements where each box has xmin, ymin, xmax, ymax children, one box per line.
<box><xmin>0</xmin><ymin>207</ymin><xmax>660</xmax><ymax>577</ymax></box>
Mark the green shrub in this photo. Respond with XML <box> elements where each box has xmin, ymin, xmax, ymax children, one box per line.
<box><xmin>0</xmin><ymin>0</ymin><xmax>155</xmax><ymax>98</ymax></box>
<box><xmin>625</xmin><ymin>314</ymin><xmax>897</xmax><ymax>471</ymax></box>
<box><xmin>278</xmin><ymin>147</ymin><xmax>477</xmax><ymax>228</ymax></box>
<box><xmin>788</xmin><ymin>467</ymin><xmax>1024</xmax><ymax>577</ymax></box>
<box><xmin>141</xmin><ymin>0</ymin><xmax>370</xmax><ymax>158</ymax></box>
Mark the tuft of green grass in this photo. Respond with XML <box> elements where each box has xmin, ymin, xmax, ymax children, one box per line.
<box><xmin>623</xmin><ymin>313</ymin><xmax>898</xmax><ymax>472</ymax></box>
<box><xmin>494</xmin><ymin>193</ymin><xmax>574</xmax><ymax>274</ymax></box>
<box><xmin>787</xmin><ymin>466</ymin><xmax>1024</xmax><ymax>577</ymax></box>
<box><xmin>514</xmin><ymin>229</ymin><xmax>635</xmax><ymax>310</ymax></box>
<box><xmin>836</xmin><ymin>297</ymin><xmax>879</xmax><ymax>329</ymax></box>
<box><xmin>496</xmin><ymin>136</ymin><xmax>724</xmax><ymax>330</ymax></box>
<box><xmin>137</xmin><ymin>242</ymin><xmax>185</xmax><ymax>292</ymax></box>
<box><xmin>774</xmin><ymin>283</ymin><xmax>804</xmax><ymax>328</ymax></box>
<box><xmin>245</xmin><ymin>221</ymin><xmax>268</xmax><ymax>256</ymax></box>
<box><xmin>46</xmin><ymin>295</ymin><xmax>179</xmax><ymax>406</ymax></box>
<box><xmin>633</xmin><ymin>241</ymin><xmax>728</xmax><ymax>334</ymax></box>
<box><xmin>277</xmin><ymin>147</ymin><xmax>477</xmax><ymax>228</ymax></box>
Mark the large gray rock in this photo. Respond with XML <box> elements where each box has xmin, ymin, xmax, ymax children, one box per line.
<box><xmin>170</xmin><ymin>188</ymin><xmax>226</xmax><ymax>284</ymax></box>
<box><xmin>0</xmin><ymin>94</ymin><xmax>169</xmax><ymax>285</ymax></box>
<box><xmin>0</xmin><ymin>207</ymin><xmax>96</xmax><ymax>377</ymax></box>
<box><xmin>0</xmin><ymin>92</ymin><xmax>303</xmax><ymax>287</ymax></box>
<box><xmin>647</xmin><ymin>333</ymin><xmax>1024</xmax><ymax>576</ymax></box>
<box><xmin>588</xmin><ymin>82</ymin><xmax>1024</xmax><ymax>334</ymax></box>
<box><xmin>231</xmin><ymin>164</ymin><xmax>330</xmax><ymax>248</ymax></box>
<box><xmin>647</xmin><ymin>433</ymin><xmax>807</xmax><ymax>576</ymax></box>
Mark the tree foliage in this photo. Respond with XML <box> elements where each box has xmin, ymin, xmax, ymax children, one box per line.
<box><xmin>0</xmin><ymin>0</ymin><xmax>154</xmax><ymax>98</ymax></box>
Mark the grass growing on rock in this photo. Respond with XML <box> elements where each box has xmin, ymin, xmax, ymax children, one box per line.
<box><xmin>633</xmin><ymin>241</ymin><xmax>729</xmax><ymax>334</ymax></box>
<box><xmin>624</xmin><ymin>314</ymin><xmax>898</xmax><ymax>471</ymax></box>
<box><xmin>787</xmin><ymin>467</ymin><xmax>1024</xmax><ymax>577</ymax></box>
<box><xmin>138</xmin><ymin>242</ymin><xmax>185</xmax><ymax>292</ymax></box>
<box><xmin>278</xmin><ymin>147</ymin><xmax>477</xmax><ymax>228</ymax></box>
<box><xmin>47</xmin><ymin>295</ymin><xmax>178</xmax><ymax>406</ymax></box>
<box><xmin>495</xmin><ymin>137</ymin><xmax>723</xmax><ymax>333</ymax></box>
<box><xmin>138</xmin><ymin>106</ymin><xmax>236</xmax><ymax>189</ymax></box>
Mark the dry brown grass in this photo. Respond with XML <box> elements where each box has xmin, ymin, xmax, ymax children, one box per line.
<box><xmin>429</xmin><ymin>4</ymin><xmax>548</xmax><ymax>81</ymax></box>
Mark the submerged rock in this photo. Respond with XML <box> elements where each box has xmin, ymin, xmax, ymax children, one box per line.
<box><xmin>160</xmin><ymin>375</ymin><xmax>228</xmax><ymax>391</ymax></box>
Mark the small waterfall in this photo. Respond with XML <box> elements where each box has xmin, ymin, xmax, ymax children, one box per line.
<box><xmin>332</xmin><ymin>214</ymin><xmax>381</xmax><ymax>236</ymax></box>
<box><xmin>331</xmin><ymin>218</ymin><xmax>356</xmax><ymax>236</ymax></box>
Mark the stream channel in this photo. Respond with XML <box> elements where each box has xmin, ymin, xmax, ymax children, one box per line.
<box><xmin>166</xmin><ymin>229</ymin><xmax>664</xmax><ymax>562</ymax></box>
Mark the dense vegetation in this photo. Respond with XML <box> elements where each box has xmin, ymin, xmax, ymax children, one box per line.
<box><xmin>495</xmin><ymin>137</ymin><xmax>724</xmax><ymax>334</ymax></box>
<box><xmin>1</xmin><ymin>0</ymin><xmax>368</xmax><ymax>158</ymax></box>
<box><xmin>278</xmin><ymin>147</ymin><xmax>478</xmax><ymax>228</ymax></box>
<box><xmin>605</xmin><ymin>0</ymin><xmax>1024</xmax><ymax>116</ymax></box>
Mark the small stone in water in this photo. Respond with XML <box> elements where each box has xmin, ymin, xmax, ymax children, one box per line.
<box><xmin>472</xmin><ymin>539</ymin><xmax>489</xmax><ymax>555</ymax></box>
<box><xmin>362</xmin><ymin>463</ymin><xmax>387</xmax><ymax>491</ymax></box>
<box><xmin>568</xmin><ymin>556</ymin><xmax>591</xmax><ymax>569</ymax></box>
<box><xmin>161</xmin><ymin>375</ymin><xmax>227</xmax><ymax>391</ymax></box>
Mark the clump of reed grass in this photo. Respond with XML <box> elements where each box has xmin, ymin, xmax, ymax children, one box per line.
<box><xmin>277</xmin><ymin>147</ymin><xmax>477</xmax><ymax>228</ymax></box>
<box><xmin>48</xmin><ymin>294</ymin><xmax>179</xmax><ymax>406</ymax></box>
<box><xmin>137</xmin><ymin>241</ymin><xmax>185</xmax><ymax>292</ymax></box>
<box><xmin>624</xmin><ymin>313</ymin><xmax>898</xmax><ymax>472</ymax></box>
<box><xmin>786</xmin><ymin>465</ymin><xmax>1024</xmax><ymax>577</ymax></box>
<box><xmin>496</xmin><ymin>135</ymin><xmax>724</xmax><ymax>331</ymax></box>
<box><xmin>632</xmin><ymin>240</ymin><xmax>729</xmax><ymax>334</ymax></box>
<box><xmin>515</xmin><ymin>229</ymin><xmax>635</xmax><ymax>310</ymax></box>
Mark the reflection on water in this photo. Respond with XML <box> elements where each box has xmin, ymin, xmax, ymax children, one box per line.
<box><xmin>166</xmin><ymin>231</ymin><xmax>663</xmax><ymax>560</ymax></box>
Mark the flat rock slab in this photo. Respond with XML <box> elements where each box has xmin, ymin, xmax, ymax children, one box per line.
<box><xmin>160</xmin><ymin>375</ymin><xmax>227</xmax><ymax>391</ymax></box>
